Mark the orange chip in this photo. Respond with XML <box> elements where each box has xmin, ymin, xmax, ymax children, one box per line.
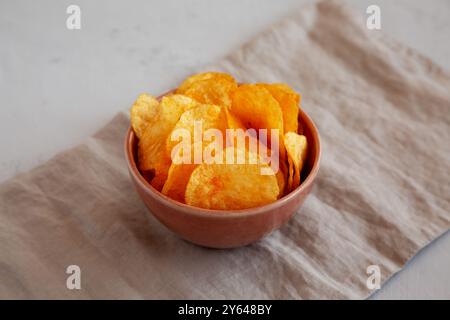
<box><xmin>284</xmin><ymin>132</ymin><xmax>308</xmax><ymax>190</ymax></box>
<box><xmin>162</xmin><ymin>163</ymin><xmax>197</xmax><ymax>203</ymax></box>
<box><xmin>176</xmin><ymin>72</ymin><xmax>237</xmax><ymax>107</ymax></box>
<box><xmin>162</xmin><ymin>136</ymin><xmax>219</xmax><ymax>203</ymax></box>
<box><xmin>276</xmin><ymin>169</ymin><xmax>286</xmax><ymax>198</ymax></box>
<box><xmin>257</xmin><ymin>83</ymin><xmax>300</xmax><ymax>133</ymax></box>
<box><xmin>166</xmin><ymin>104</ymin><xmax>227</xmax><ymax>159</ymax></box>
<box><xmin>277</xmin><ymin>156</ymin><xmax>289</xmax><ymax>196</ymax></box>
<box><xmin>231</xmin><ymin>84</ymin><xmax>286</xmax><ymax>162</ymax></box>
<box><xmin>158</xmin><ymin>94</ymin><xmax>201</xmax><ymax>125</ymax></box>
<box><xmin>231</xmin><ymin>84</ymin><xmax>284</xmax><ymax>137</ymax></box>
<box><xmin>286</xmin><ymin>156</ymin><xmax>294</xmax><ymax>193</ymax></box>
<box><xmin>224</xmin><ymin>107</ymin><xmax>246</xmax><ymax>131</ymax></box>
<box><xmin>162</xmin><ymin>104</ymin><xmax>227</xmax><ymax>201</ymax></box>
<box><xmin>130</xmin><ymin>94</ymin><xmax>159</xmax><ymax>139</ymax></box>
<box><xmin>138</xmin><ymin>95</ymin><xmax>200</xmax><ymax>190</ymax></box>
<box><xmin>177</xmin><ymin>72</ymin><xmax>235</xmax><ymax>93</ymax></box>
<box><xmin>185</xmin><ymin>146</ymin><xmax>279</xmax><ymax>210</ymax></box>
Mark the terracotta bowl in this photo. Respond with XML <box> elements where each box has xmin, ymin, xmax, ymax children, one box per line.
<box><xmin>124</xmin><ymin>92</ymin><xmax>321</xmax><ymax>249</ymax></box>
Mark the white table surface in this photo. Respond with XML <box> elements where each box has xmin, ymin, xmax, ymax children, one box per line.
<box><xmin>0</xmin><ymin>0</ymin><xmax>449</xmax><ymax>299</ymax></box>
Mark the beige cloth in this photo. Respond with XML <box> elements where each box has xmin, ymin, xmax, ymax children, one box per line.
<box><xmin>1</xmin><ymin>0</ymin><xmax>449</xmax><ymax>299</ymax></box>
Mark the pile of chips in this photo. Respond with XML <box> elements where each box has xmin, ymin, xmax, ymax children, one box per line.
<box><xmin>130</xmin><ymin>72</ymin><xmax>308</xmax><ymax>210</ymax></box>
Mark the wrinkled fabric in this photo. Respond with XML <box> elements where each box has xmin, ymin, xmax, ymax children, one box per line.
<box><xmin>0</xmin><ymin>0</ymin><xmax>449</xmax><ymax>299</ymax></box>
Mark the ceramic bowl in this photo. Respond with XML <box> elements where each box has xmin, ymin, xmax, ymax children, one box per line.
<box><xmin>124</xmin><ymin>92</ymin><xmax>321</xmax><ymax>248</ymax></box>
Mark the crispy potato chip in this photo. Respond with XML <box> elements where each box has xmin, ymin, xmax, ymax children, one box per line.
<box><xmin>138</xmin><ymin>95</ymin><xmax>200</xmax><ymax>190</ymax></box>
<box><xmin>224</xmin><ymin>107</ymin><xmax>246</xmax><ymax>130</ymax></box>
<box><xmin>276</xmin><ymin>170</ymin><xmax>286</xmax><ymax>198</ymax></box>
<box><xmin>277</xmin><ymin>156</ymin><xmax>289</xmax><ymax>196</ymax></box>
<box><xmin>158</xmin><ymin>94</ymin><xmax>201</xmax><ymax>125</ymax></box>
<box><xmin>224</xmin><ymin>107</ymin><xmax>259</xmax><ymax>151</ymax></box>
<box><xmin>226</xmin><ymin>103</ymin><xmax>286</xmax><ymax>196</ymax></box>
<box><xmin>286</xmin><ymin>156</ymin><xmax>294</xmax><ymax>193</ymax></box>
<box><xmin>177</xmin><ymin>72</ymin><xmax>235</xmax><ymax>95</ymax></box>
<box><xmin>139</xmin><ymin>122</ymin><xmax>172</xmax><ymax>191</ymax></box>
<box><xmin>162</xmin><ymin>139</ymin><xmax>215</xmax><ymax>203</ymax></box>
<box><xmin>257</xmin><ymin>83</ymin><xmax>300</xmax><ymax>133</ymax></box>
<box><xmin>166</xmin><ymin>104</ymin><xmax>227</xmax><ymax>158</ymax></box>
<box><xmin>177</xmin><ymin>72</ymin><xmax>237</xmax><ymax>107</ymax></box>
<box><xmin>284</xmin><ymin>132</ymin><xmax>308</xmax><ymax>190</ymax></box>
<box><xmin>185</xmin><ymin>147</ymin><xmax>279</xmax><ymax>210</ymax></box>
<box><xmin>130</xmin><ymin>94</ymin><xmax>159</xmax><ymax>139</ymax></box>
<box><xmin>162</xmin><ymin>105</ymin><xmax>227</xmax><ymax>199</ymax></box>
<box><xmin>162</xmin><ymin>163</ymin><xmax>197</xmax><ymax>203</ymax></box>
<box><xmin>231</xmin><ymin>84</ymin><xmax>287</xmax><ymax>165</ymax></box>
<box><xmin>231</xmin><ymin>84</ymin><xmax>284</xmax><ymax>135</ymax></box>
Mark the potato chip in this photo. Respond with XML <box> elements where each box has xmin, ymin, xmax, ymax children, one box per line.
<box><xmin>130</xmin><ymin>94</ymin><xmax>159</xmax><ymax>139</ymax></box>
<box><xmin>286</xmin><ymin>156</ymin><xmax>294</xmax><ymax>193</ymax></box>
<box><xmin>275</xmin><ymin>155</ymin><xmax>289</xmax><ymax>196</ymax></box>
<box><xmin>158</xmin><ymin>94</ymin><xmax>201</xmax><ymax>125</ymax></box>
<box><xmin>257</xmin><ymin>83</ymin><xmax>300</xmax><ymax>133</ymax></box>
<box><xmin>224</xmin><ymin>107</ymin><xmax>256</xmax><ymax>152</ymax></box>
<box><xmin>138</xmin><ymin>95</ymin><xmax>200</xmax><ymax>190</ymax></box>
<box><xmin>185</xmin><ymin>146</ymin><xmax>279</xmax><ymax>210</ymax></box>
<box><xmin>231</xmin><ymin>84</ymin><xmax>287</xmax><ymax>166</ymax></box>
<box><xmin>227</xmin><ymin>93</ymin><xmax>286</xmax><ymax>197</ymax></box>
<box><xmin>162</xmin><ymin>163</ymin><xmax>197</xmax><ymax>203</ymax></box>
<box><xmin>166</xmin><ymin>104</ymin><xmax>228</xmax><ymax>158</ymax></box>
<box><xmin>177</xmin><ymin>73</ymin><xmax>237</xmax><ymax>107</ymax></box>
<box><xmin>177</xmin><ymin>72</ymin><xmax>235</xmax><ymax>95</ymax></box>
<box><xmin>231</xmin><ymin>84</ymin><xmax>283</xmax><ymax>134</ymax></box>
<box><xmin>162</xmin><ymin>105</ymin><xmax>227</xmax><ymax>200</ymax></box>
<box><xmin>284</xmin><ymin>132</ymin><xmax>308</xmax><ymax>190</ymax></box>
<box><xmin>162</xmin><ymin>137</ymin><xmax>217</xmax><ymax>203</ymax></box>
<box><xmin>139</xmin><ymin>129</ymin><xmax>172</xmax><ymax>189</ymax></box>
<box><xmin>224</xmin><ymin>107</ymin><xmax>246</xmax><ymax>130</ymax></box>
<box><xmin>276</xmin><ymin>169</ymin><xmax>286</xmax><ymax>198</ymax></box>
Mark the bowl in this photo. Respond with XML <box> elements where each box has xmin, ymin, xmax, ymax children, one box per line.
<box><xmin>124</xmin><ymin>91</ymin><xmax>321</xmax><ymax>248</ymax></box>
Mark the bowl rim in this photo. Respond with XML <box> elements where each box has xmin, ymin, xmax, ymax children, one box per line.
<box><xmin>124</xmin><ymin>94</ymin><xmax>321</xmax><ymax>218</ymax></box>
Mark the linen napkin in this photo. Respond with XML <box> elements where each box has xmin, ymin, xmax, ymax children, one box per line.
<box><xmin>1</xmin><ymin>0</ymin><xmax>449</xmax><ymax>299</ymax></box>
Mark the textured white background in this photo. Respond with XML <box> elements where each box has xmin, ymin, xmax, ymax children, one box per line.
<box><xmin>0</xmin><ymin>0</ymin><xmax>449</xmax><ymax>299</ymax></box>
